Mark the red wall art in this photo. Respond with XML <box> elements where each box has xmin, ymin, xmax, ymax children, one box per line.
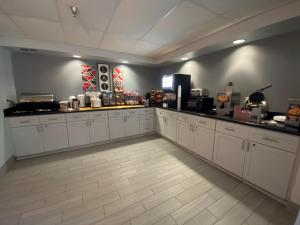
<box><xmin>112</xmin><ymin>67</ymin><xmax>125</xmax><ymax>90</ymax></box>
<box><xmin>81</xmin><ymin>64</ymin><xmax>97</xmax><ymax>91</ymax></box>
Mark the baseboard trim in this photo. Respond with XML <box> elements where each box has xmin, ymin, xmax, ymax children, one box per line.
<box><xmin>16</xmin><ymin>132</ymin><xmax>156</xmax><ymax>160</ymax></box>
<box><xmin>0</xmin><ymin>155</ymin><xmax>15</xmax><ymax>177</ymax></box>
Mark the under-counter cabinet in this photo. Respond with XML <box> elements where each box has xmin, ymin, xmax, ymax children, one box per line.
<box><xmin>156</xmin><ymin>109</ymin><xmax>177</xmax><ymax>141</ymax></box>
<box><xmin>243</xmin><ymin>142</ymin><xmax>295</xmax><ymax>198</ymax></box>
<box><xmin>12</xmin><ymin>125</ymin><xmax>44</xmax><ymax>156</ymax></box>
<box><xmin>213</xmin><ymin>132</ymin><xmax>246</xmax><ymax>177</ymax></box>
<box><xmin>89</xmin><ymin>111</ymin><xmax>109</xmax><ymax>143</ymax></box>
<box><xmin>41</xmin><ymin>123</ymin><xmax>68</xmax><ymax>151</ymax></box>
<box><xmin>140</xmin><ymin>108</ymin><xmax>154</xmax><ymax>134</ymax></box>
<box><xmin>109</xmin><ymin>110</ymin><xmax>125</xmax><ymax>139</ymax></box>
<box><xmin>66</xmin><ymin>113</ymin><xmax>90</xmax><ymax>147</ymax></box>
<box><xmin>177</xmin><ymin>114</ymin><xmax>194</xmax><ymax>150</ymax></box>
<box><xmin>124</xmin><ymin>109</ymin><xmax>140</xmax><ymax>136</ymax></box>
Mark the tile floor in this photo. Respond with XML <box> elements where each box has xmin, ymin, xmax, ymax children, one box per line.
<box><xmin>0</xmin><ymin>135</ymin><xmax>297</xmax><ymax>225</ymax></box>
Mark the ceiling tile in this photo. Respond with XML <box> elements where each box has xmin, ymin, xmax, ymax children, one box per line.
<box><xmin>58</xmin><ymin>0</ymin><xmax>119</xmax><ymax>31</ymax></box>
<box><xmin>0</xmin><ymin>0</ymin><xmax>59</xmax><ymax>21</ymax></box>
<box><xmin>11</xmin><ymin>16</ymin><xmax>64</xmax><ymax>42</ymax></box>
<box><xmin>142</xmin><ymin>1</ymin><xmax>217</xmax><ymax>46</ymax></box>
<box><xmin>99</xmin><ymin>33</ymin><xmax>137</xmax><ymax>52</ymax></box>
<box><xmin>194</xmin><ymin>0</ymin><xmax>291</xmax><ymax>22</ymax></box>
<box><xmin>63</xmin><ymin>26</ymin><xmax>103</xmax><ymax>48</ymax></box>
<box><xmin>125</xmin><ymin>40</ymin><xmax>161</xmax><ymax>56</ymax></box>
<box><xmin>107</xmin><ymin>0</ymin><xmax>181</xmax><ymax>39</ymax></box>
<box><xmin>0</xmin><ymin>14</ymin><xmax>23</xmax><ymax>37</ymax></box>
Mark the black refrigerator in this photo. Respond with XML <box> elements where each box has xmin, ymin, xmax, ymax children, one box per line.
<box><xmin>162</xmin><ymin>74</ymin><xmax>191</xmax><ymax>109</ymax></box>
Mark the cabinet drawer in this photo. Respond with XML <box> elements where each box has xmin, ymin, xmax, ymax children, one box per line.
<box><xmin>192</xmin><ymin>116</ymin><xmax>216</xmax><ymax>130</ymax></box>
<box><xmin>216</xmin><ymin>121</ymin><xmax>249</xmax><ymax>138</ymax></box>
<box><xmin>109</xmin><ymin>110</ymin><xmax>124</xmax><ymax>118</ymax></box>
<box><xmin>89</xmin><ymin>111</ymin><xmax>108</xmax><ymax>120</ymax></box>
<box><xmin>140</xmin><ymin>114</ymin><xmax>153</xmax><ymax>121</ymax></box>
<box><xmin>66</xmin><ymin>113</ymin><xmax>89</xmax><ymax>122</ymax></box>
<box><xmin>124</xmin><ymin>109</ymin><xmax>140</xmax><ymax>116</ymax></box>
<box><xmin>177</xmin><ymin>113</ymin><xmax>191</xmax><ymax>123</ymax></box>
<box><xmin>248</xmin><ymin>128</ymin><xmax>300</xmax><ymax>153</ymax></box>
<box><xmin>140</xmin><ymin>108</ymin><xmax>154</xmax><ymax>115</ymax></box>
<box><xmin>39</xmin><ymin>114</ymin><xmax>66</xmax><ymax>124</ymax></box>
<box><xmin>10</xmin><ymin>116</ymin><xmax>40</xmax><ymax>127</ymax></box>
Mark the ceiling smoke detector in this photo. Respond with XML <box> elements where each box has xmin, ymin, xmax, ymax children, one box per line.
<box><xmin>70</xmin><ymin>5</ymin><xmax>78</xmax><ymax>18</ymax></box>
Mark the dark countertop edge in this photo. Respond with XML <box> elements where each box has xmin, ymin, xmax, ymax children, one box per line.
<box><xmin>4</xmin><ymin>105</ymin><xmax>300</xmax><ymax>136</ymax></box>
<box><xmin>157</xmin><ymin>107</ymin><xmax>300</xmax><ymax>137</ymax></box>
<box><xmin>3</xmin><ymin>106</ymin><xmax>153</xmax><ymax>117</ymax></box>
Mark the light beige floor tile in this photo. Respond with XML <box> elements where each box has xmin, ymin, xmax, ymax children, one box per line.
<box><xmin>207</xmin><ymin>177</ymin><xmax>241</xmax><ymax>200</ymax></box>
<box><xmin>63</xmin><ymin>207</ymin><xmax>105</xmax><ymax>225</ymax></box>
<box><xmin>94</xmin><ymin>203</ymin><xmax>145</xmax><ymax>225</ymax></box>
<box><xmin>172</xmin><ymin>194</ymin><xmax>215</xmax><ymax>225</ymax></box>
<box><xmin>150</xmin><ymin>174</ymin><xmax>187</xmax><ymax>193</ymax></box>
<box><xmin>104</xmin><ymin>188</ymin><xmax>153</xmax><ymax>216</ymax></box>
<box><xmin>153</xmin><ymin>215</ymin><xmax>177</xmax><ymax>225</ymax></box>
<box><xmin>184</xmin><ymin>209</ymin><xmax>218</xmax><ymax>225</ymax></box>
<box><xmin>214</xmin><ymin>190</ymin><xmax>265</xmax><ymax>225</ymax></box>
<box><xmin>208</xmin><ymin>183</ymin><xmax>253</xmax><ymax>219</ymax></box>
<box><xmin>142</xmin><ymin>184</ymin><xmax>184</xmax><ymax>209</ymax></box>
<box><xmin>131</xmin><ymin>198</ymin><xmax>182</xmax><ymax>225</ymax></box>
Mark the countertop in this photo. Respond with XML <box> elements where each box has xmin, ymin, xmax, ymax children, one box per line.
<box><xmin>157</xmin><ymin>107</ymin><xmax>300</xmax><ymax>136</ymax></box>
<box><xmin>4</xmin><ymin>105</ymin><xmax>300</xmax><ymax>136</ymax></box>
<box><xmin>4</xmin><ymin>105</ymin><xmax>148</xmax><ymax>117</ymax></box>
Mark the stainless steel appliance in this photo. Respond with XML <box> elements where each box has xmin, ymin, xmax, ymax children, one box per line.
<box><xmin>187</xmin><ymin>97</ymin><xmax>214</xmax><ymax>112</ymax></box>
<box><xmin>10</xmin><ymin>93</ymin><xmax>59</xmax><ymax>113</ymax></box>
<box><xmin>162</xmin><ymin>74</ymin><xmax>191</xmax><ymax>109</ymax></box>
<box><xmin>216</xmin><ymin>92</ymin><xmax>241</xmax><ymax>115</ymax></box>
<box><xmin>190</xmin><ymin>88</ymin><xmax>208</xmax><ymax>97</ymax></box>
<box><xmin>285</xmin><ymin>99</ymin><xmax>300</xmax><ymax>128</ymax></box>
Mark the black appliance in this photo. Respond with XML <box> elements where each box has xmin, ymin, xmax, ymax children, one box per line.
<box><xmin>162</xmin><ymin>74</ymin><xmax>191</xmax><ymax>109</ymax></box>
<box><xmin>187</xmin><ymin>97</ymin><xmax>214</xmax><ymax>112</ymax></box>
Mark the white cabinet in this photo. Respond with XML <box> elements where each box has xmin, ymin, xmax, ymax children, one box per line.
<box><xmin>243</xmin><ymin>142</ymin><xmax>295</xmax><ymax>198</ymax></box>
<box><xmin>12</xmin><ymin>125</ymin><xmax>44</xmax><ymax>157</ymax></box>
<box><xmin>155</xmin><ymin>109</ymin><xmax>177</xmax><ymax>141</ymax></box>
<box><xmin>125</xmin><ymin>115</ymin><xmax>140</xmax><ymax>136</ymax></box>
<box><xmin>140</xmin><ymin>114</ymin><xmax>154</xmax><ymax>134</ymax></box>
<box><xmin>193</xmin><ymin>125</ymin><xmax>215</xmax><ymax>161</ymax></box>
<box><xmin>213</xmin><ymin>132</ymin><xmax>246</xmax><ymax>177</ymax></box>
<box><xmin>109</xmin><ymin>116</ymin><xmax>125</xmax><ymax>139</ymax></box>
<box><xmin>90</xmin><ymin>118</ymin><xmax>109</xmax><ymax>143</ymax></box>
<box><xmin>42</xmin><ymin>123</ymin><xmax>68</xmax><ymax>151</ymax></box>
<box><xmin>177</xmin><ymin>120</ymin><xmax>193</xmax><ymax>150</ymax></box>
<box><xmin>67</xmin><ymin>120</ymin><xmax>90</xmax><ymax>147</ymax></box>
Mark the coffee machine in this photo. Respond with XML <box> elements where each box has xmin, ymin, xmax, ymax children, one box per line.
<box><xmin>162</xmin><ymin>74</ymin><xmax>191</xmax><ymax>109</ymax></box>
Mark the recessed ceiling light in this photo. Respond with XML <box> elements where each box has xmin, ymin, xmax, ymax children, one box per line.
<box><xmin>73</xmin><ymin>54</ymin><xmax>81</xmax><ymax>58</ymax></box>
<box><xmin>233</xmin><ymin>39</ymin><xmax>246</xmax><ymax>45</ymax></box>
<box><xmin>122</xmin><ymin>60</ymin><xmax>129</xmax><ymax>64</ymax></box>
<box><xmin>181</xmin><ymin>57</ymin><xmax>188</xmax><ymax>61</ymax></box>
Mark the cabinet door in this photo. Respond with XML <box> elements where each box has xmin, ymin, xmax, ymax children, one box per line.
<box><xmin>140</xmin><ymin>114</ymin><xmax>154</xmax><ymax>134</ymax></box>
<box><xmin>177</xmin><ymin>120</ymin><xmax>193</xmax><ymax>150</ymax></box>
<box><xmin>193</xmin><ymin>125</ymin><xmax>215</xmax><ymax>161</ymax></box>
<box><xmin>166</xmin><ymin>117</ymin><xmax>177</xmax><ymax>142</ymax></box>
<box><xmin>109</xmin><ymin>117</ymin><xmax>125</xmax><ymax>139</ymax></box>
<box><xmin>89</xmin><ymin>118</ymin><xmax>109</xmax><ymax>143</ymax></box>
<box><xmin>42</xmin><ymin>123</ymin><xmax>69</xmax><ymax>151</ymax></box>
<box><xmin>156</xmin><ymin>115</ymin><xmax>166</xmax><ymax>136</ymax></box>
<box><xmin>243</xmin><ymin>142</ymin><xmax>295</xmax><ymax>198</ymax></box>
<box><xmin>213</xmin><ymin>132</ymin><xmax>246</xmax><ymax>177</ymax></box>
<box><xmin>12</xmin><ymin>126</ymin><xmax>43</xmax><ymax>156</ymax></box>
<box><xmin>125</xmin><ymin>115</ymin><xmax>140</xmax><ymax>136</ymax></box>
<box><xmin>67</xmin><ymin>121</ymin><xmax>90</xmax><ymax>147</ymax></box>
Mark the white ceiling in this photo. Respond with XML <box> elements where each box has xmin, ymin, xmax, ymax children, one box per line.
<box><xmin>0</xmin><ymin>0</ymin><xmax>298</xmax><ymax>64</ymax></box>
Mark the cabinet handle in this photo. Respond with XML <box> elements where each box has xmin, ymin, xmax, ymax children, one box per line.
<box><xmin>246</xmin><ymin>142</ymin><xmax>250</xmax><ymax>152</ymax></box>
<box><xmin>48</xmin><ymin>118</ymin><xmax>58</xmax><ymax>121</ymax></box>
<box><xmin>198</xmin><ymin>121</ymin><xmax>207</xmax><ymax>125</ymax></box>
<box><xmin>242</xmin><ymin>140</ymin><xmax>245</xmax><ymax>150</ymax></box>
<box><xmin>225</xmin><ymin>127</ymin><xmax>235</xmax><ymax>132</ymax></box>
<box><xmin>19</xmin><ymin>120</ymin><xmax>30</xmax><ymax>124</ymax></box>
<box><xmin>262</xmin><ymin>137</ymin><xmax>278</xmax><ymax>143</ymax></box>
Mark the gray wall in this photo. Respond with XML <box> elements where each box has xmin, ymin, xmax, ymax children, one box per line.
<box><xmin>0</xmin><ymin>47</ymin><xmax>16</xmax><ymax>168</ymax></box>
<box><xmin>161</xmin><ymin>30</ymin><xmax>300</xmax><ymax>113</ymax></box>
<box><xmin>12</xmin><ymin>53</ymin><xmax>161</xmax><ymax>101</ymax></box>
